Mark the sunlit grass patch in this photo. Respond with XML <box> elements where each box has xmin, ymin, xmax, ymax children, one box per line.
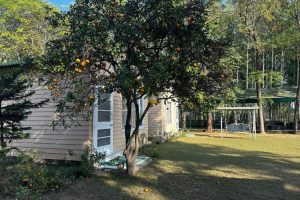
<box><xmin>46</xmin><ymin>133</ymin><xmax>300</xmax><ymax>200</ymax></box>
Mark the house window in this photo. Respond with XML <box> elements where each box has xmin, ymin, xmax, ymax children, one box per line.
<box><xmin>166</xmin><ymin>102</ymin><xmax>172</xmax><ymax>124</ymax></box>
<box><xmin>98</xmin><ymin>93</ymin><xmax>111</xmax><ymax>122</ymax></box>
<box><xmin>97</xmin><ymin>129</ymin><xmax>111</xmax><ymax>147</ymax></box>
<box><xmin>122</xmin><ymin>97</ymin><xmax>144</xmax><ymax>130</ymax></box>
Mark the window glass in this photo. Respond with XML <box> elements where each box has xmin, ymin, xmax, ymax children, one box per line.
<box><xmin>97</xmin><ymin>129</ymin><xmax>110</xmax><ymax>137</ymax></box>
<box><xmin>98</xmin><ymin>93</ymin><xmax>110</xmax><ymax>110</ymax></box>
<box><xmin>97</xmin><ymin>93</ymin><xmax>111</xmax><ymax>122</ymax></box>
<box><xmin>97</xmin><ymin>129</ymin><xmax>110</xmax><ymax>147</ymax></box>
<box><xmin>98</xmin><ymin>111</ymin><xmax>110</xmax><ymax>122</ymax></box>
<box><xmin>97</xmin><ymin>138</ymin><xmax>110</xmax><ymax>147</ymax></box>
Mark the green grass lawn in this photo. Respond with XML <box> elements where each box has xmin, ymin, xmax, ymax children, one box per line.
<box><xmin>46</xmin><ymin>133</ymin><xmax>300</xmax><ymax>200</ymax></box>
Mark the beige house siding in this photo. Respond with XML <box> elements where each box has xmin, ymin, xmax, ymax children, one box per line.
<box><xmin>11</xmin><ymin>86</ymin><xmax>91</xmax><ymax>160</ymax></box>
<box><xmin>10</xmin><ymin>86</ymin><xmax>170</xmax><ymax>161</ymax></box>
<box><xmin>148</xmin><ymin>103</ymin><xmax>165</xmax><ymax>135</ymax></box>
<box><xmin>148</xmin><ymin>100</ymin><xmax>179</xmax><ymax>135</ymax></box>
<box><xmin>112</xmin><ymin>93</ymin><xmax>125</xmax><ymax>153</ymax></box>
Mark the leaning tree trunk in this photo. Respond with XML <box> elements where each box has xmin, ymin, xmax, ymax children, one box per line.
<box><xmin>206</xmin><ymin>112</ymin><xmax>213</xmax><ymax>133</ymax></box>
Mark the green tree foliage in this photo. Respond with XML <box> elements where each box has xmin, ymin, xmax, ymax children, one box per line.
<box><xmin>0</xmin><ymin>69</ymin><xmax>47</xmax><ymax>152</ymax></box>
<box><xmin>250</xmin><ymin>71</ymin><xmax>283</xmax><ymax>87</ymax></box>
<box><xmin>44</xmin><ymin>0</ymin><xmax>230</xmax><ymax>175</ymax></box>
<box><xmin>0</xmin><ymin>0</ymin><xmax>61</xmax><ymax>61</ymax></box>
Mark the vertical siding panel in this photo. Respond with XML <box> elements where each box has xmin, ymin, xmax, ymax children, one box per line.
<box><xmin>148</xmin><ymin>103</ymin><xmax>164</xmax><ymax>135</ymax></box>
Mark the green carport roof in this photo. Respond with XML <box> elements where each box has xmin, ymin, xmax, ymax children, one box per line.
<box><xmin>236</xmin><ymin>97</ymin><xmax>296</xmax><ymax>104</ymax></box>
<box><xmin>236</xmin><ymin>88</ymin><xmax>297</xmax><ymax>103</ymax></box>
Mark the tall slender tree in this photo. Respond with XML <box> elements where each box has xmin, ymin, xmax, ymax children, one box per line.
<box><xmin>291</xmin><ymin>0</ymin><xmax>300</xmax><ymax>133</ymax></box>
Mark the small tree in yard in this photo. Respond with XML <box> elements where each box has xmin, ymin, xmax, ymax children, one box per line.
<box><xmin>0</xmin><ymin>69</ymin><xmax>46</xmax><ymax>153</ymax></box>
<box><xmin>44</xmin><ymin>0</ymin><xmax>229</xmax><ymax>175</ymax></box>
<box><xmin>178</xmin><ymin>46</ymin><xmax>238</xmax><ymax>132</ymax></box>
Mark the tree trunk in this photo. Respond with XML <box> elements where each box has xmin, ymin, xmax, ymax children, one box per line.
<box><xmin>124</xmin><ymin>100</ymin><xmax>132</xmax><ymax>144</ymax></box>
<box><xmin>292</xmin><ymin>0</ymin><xmax>300</xmax><ymax>134</ymax></box>
<box><xmin>124</xmin><ymin>97</ymin><xmax>151</xmax><ymax>176</ymax></box>
<box><xmin>270</xmin><ymin>46</ymin><xmax>274</xmax><ymax>88</ymax></box>
<box><xmin>297</xmin><ymin>59</ymin><xmax>299</xmax><ymax>86</ymax></box>
<box><xmin>182</xmin><ymin>112</ymin><xmax>187</xmax><ymax>129</ymax></box>
<box><xmin>234</xmin><ymin>110</ymin><xmax>238</xmax><ymax>124</ymax></box>
<box><xmin>0</xmin><ymin>132</ymin><xmax>4</xmax><ymax>149</ymax></box>
<box><xmin>294</xmin><ymin>55</ymin><xmax>300</xmax><ymax>134</ymax></box>
<box><xmin>124</xmin><ymin>126</ymin><xmax>140</xmax><ymax>175</ymax></box>
<box><xmin>281</xmin><ymin>49</ymin><xmax>284</xmax><ymax>85</ymax></box>
<box><xmin>254</xmin><ymin>46</ymin><xmax>265</xmax><ymax>134</ymax></box>
<box><xmin>206</xmin><ymin>112</ymin><xmax>213</xmax><ymax>133</ymax></box>
<box><xmin>125</xmin><ymin>147</ymin><xmax>138</xmax><ymax>176</ymax></box>
<box><xmin>126</xmin><ymin>158</ymin><xmax>136</xmax><ymax>175</ymax></box>
<box><xmin>262</xmin><ymin>50</ymin><xmax>265</xmax><ymax>88</ymax></box>
<box><xmin>246</xmin><ymin>43</ymin><xmax>249</xmax><ymax>89</ymax></box>
<box><xmin>256</xmin><ymin>84</ymin><xmax>265</xmax><ymax>134</ymax></box>
<box><xmin>236</xmin><ymin>67</ymin><xmax>239</xmax><ymax>86</ymax></box>
<box><xmin>0</xmin><ymin>102</ymin><xmax>4</xmax><ymax>149</ymax></box>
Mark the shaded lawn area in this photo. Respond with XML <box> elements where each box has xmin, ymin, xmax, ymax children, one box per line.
<box><xmin>47</xmin><ymin>133</ymin><xmax>300</xmax><ymax>200</ymax></box>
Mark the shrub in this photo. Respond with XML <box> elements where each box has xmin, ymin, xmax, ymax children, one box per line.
<box><xmin>0</xmin><ymin>148</ymin><xmax>106</xmax><ymax>200</ymax></box>
<box><xmin>78</xmin><ymin>147</ymin><xmax>106</xmax><ymax>177</ymax></box>
<box><xmin>139</xmin><ymin>144</ymin><xmax>160</xmax><ymax>159</ymax></box>
<box><xmin>1</xmin><ymin>155</ymin><xmax>63</xmax><ymax>200</ymax></box>
<box><xmin>166</xmin><ymin>130</ymin><xmax>188</xmax><ymax>142</ymax></box>
<box><xmin>148</xmin><ymin>135</ymin><xmax>166</xmax><ymax>144</ymax></box>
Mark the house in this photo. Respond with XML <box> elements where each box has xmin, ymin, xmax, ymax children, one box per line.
<box><xmin>148</xmin><ymin>98</ymin><xmax>180</xmax><ymax>135</ymax></box>
<box><xmin>1</xmin><ymin>61</ymin><xmax>179</xmax><ymax>161</ymax></box>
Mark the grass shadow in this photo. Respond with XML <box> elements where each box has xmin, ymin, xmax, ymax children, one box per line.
<box><xmin>47</xmin><ymin>136</ymin><xmax>300</xmax><ymax>199</ymax></box>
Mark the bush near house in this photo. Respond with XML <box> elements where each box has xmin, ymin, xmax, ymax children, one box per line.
<box><xmin>141</xmin><ymin>130</ymin><xmax>188</xmax><ymax>158</ymax></box>
<box><xmin>0</xmin><ymin>149</ymin><xmax>105</xmax><ymax>200</ymax></box>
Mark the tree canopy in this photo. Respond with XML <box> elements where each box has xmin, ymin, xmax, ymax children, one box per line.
<box><xmin>43</xmin><ymin>0</ymin><xmax>232</xmax><ymax>175</ymax></box>
<box><xmin>0</xmin><ymin>0</ymin><xmax>61</xmax><ymax>61</ymax></box>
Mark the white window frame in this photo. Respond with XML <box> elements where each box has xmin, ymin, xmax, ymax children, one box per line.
<box><xmin>93</xmin><ymin>92</ymin><xmax>113</xmax><ymax>155</ymax></box>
